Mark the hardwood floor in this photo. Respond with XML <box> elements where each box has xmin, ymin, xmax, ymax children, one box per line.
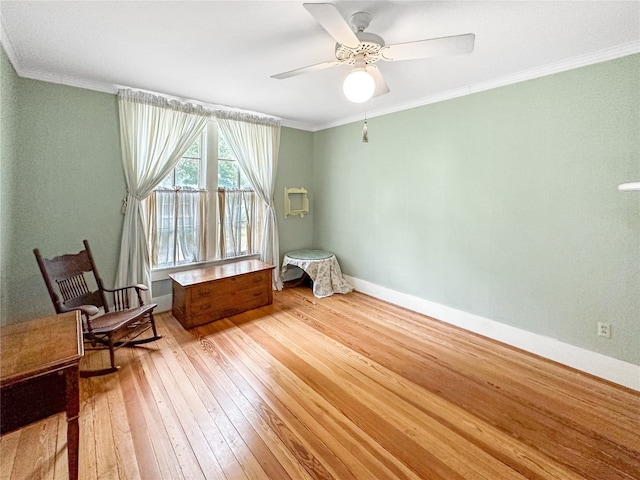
<box><xmin>1</xmin><ymin>288</ymin><xmax>638</xmax><ymax>479</ymax></box>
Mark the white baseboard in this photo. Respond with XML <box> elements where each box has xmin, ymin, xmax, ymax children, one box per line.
<box><xmin>344</xmin><ymin>275</ymin><xmax>640</xmax><ymax>391</ymax></box>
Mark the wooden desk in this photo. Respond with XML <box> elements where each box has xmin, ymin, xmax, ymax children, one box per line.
<box><xmin>1</xmin><ymin>311</ymin><xmax>84</xmax><ymax>480</ymax></box>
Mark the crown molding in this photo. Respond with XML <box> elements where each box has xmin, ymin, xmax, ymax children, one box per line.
<box><xmin>311</xmin><ymin>41</ymin><xmax>640</xmax><ymax>132</ymax></box>
<box><xmin>279</xmin><ymin>118</ymin><xmax>316</xmax><ymax>131</ymax></box>
<box><xmin>17</xmin><ymin>67</ymin><xmax>118</xmax><ymax>94</ymax></box>
<box><xmin>0</xmin><ymin>13</ymin><xmax>21</xmax><ymax>74</ymax></box>
<box><xmin>2</xmin><ymin>14</ymin><xmax>637</xmax><ymax>134</ymax></box>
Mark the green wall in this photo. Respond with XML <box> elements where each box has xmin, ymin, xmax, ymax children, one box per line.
<box><xmin>3</xmin><ymin>43</ymin><xmax>637</xmax><ymax>366</ymax></box>
<box><xmin>1</xmin><ymin>46</ymin><xmax>20</xmax><ymax>322</ymax></box>
<box><xmin>275</xmin><ymin>127</ymin><xmax>314</xmax><ymax>256</ymax></box>
<box><xmin>313</xmin><ymin>54</ymin><xmax>640</xmax><ymax>365</ymax></box>
<box><xmin>1</xmin><ymin>68</ymin><xmax>125</xmax><ymax>323</ymax></box>
<box><xmin>0</xmin><ymin>45</ymin><xmax>315</xmax><ymax>321</ymax></box>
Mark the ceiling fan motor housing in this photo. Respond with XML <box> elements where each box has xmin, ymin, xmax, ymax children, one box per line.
<box><xmin>335</xmin><ymin>31</ymin><xmax>386</xmax><ymax>65</ymax></box>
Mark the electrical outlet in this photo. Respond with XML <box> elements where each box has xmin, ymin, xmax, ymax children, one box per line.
<box><xmin>597</xmin><ymin>322</ymin><xmax>611</xmax><ymax>338</ymax></box>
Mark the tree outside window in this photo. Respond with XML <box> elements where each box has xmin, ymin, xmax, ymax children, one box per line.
<box><xmin>218</xmin><ymin>135</ymin><xmax>251</xmax><ymax>189</ymax></box>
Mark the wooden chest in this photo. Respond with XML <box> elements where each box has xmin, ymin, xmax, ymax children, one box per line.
<box><xmin>169</xmin><ymin>259</ymin><xmax>274</xmax><ymax>329</ymax></box>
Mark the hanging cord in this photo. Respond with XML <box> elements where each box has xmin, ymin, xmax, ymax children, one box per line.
<box><xmin>362</xmin><ymin>114</ymin><xmax>369</xmax><ymax>143</ymax></box>
<box><xmin>362</xmin><ymin>97</ymin><xmax>374</xmax><ymax>143</ymax></box>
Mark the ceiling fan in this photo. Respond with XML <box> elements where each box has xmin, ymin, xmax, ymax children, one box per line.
<box><xmin>272</xmin><ymin>3</ymin><xmax>475</xmax><ymax>103</ymax></box>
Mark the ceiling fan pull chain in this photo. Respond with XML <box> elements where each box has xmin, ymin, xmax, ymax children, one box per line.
<box><xmin>362</xmin><ymin>111</ymin><xmax>369</xmax><ymax>143</ymax></box>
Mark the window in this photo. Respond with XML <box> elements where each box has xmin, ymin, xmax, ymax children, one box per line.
<box><xmin>146</xmin><ymin>124</ymin><xmax>263</xmax><ymax>271</ymax></box>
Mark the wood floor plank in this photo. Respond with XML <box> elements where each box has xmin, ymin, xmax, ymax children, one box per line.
<box><xmin>158</xmin><ymin>340</ymin><xmax>255</xmax><ymax>480</ymax></box>
<box><xmin>162</xmin><ymin>316</ymin><xmax>295</xmax><ymax>480</ymax></box>
<box><xmin>279</xmin><ymin>289</ymin><xmax>640</xmax><ymax>479</ymax></box>
<box><xmin>122</xmin><ymin>344</ymin><xmax>184</xmax><ymax>480</ymax></box>
<box><xmin>117</xmin><ymin>351</ymin><xmax>163</xmax><ymax>480</ymax></box>
<box><xmin>52</xmin><ymin>414</ymin><xmax>67</xmax><ymax>480</ymax></box>
<box><xmin>213</xmin><ymin>313</ymin><xmax>424</xmax><ymax>480</ymax></box>
<box><xmin>202</xmin><ymin>317</ymin><xmax>377</xmax><ymax>480</ymax></box>
<box><xmin>2</xmin><ymin>288</ymin><xmax>638</xmax><ymax>480</ymax></box>
<box><xmin>103</xmin><ymin>369</ymin><xmax>142</xmax><ymax>480</ymax></box>
<box><xmin>135</xmin><ymin>346</ymin><xmax>208</xmax><ymax>480</ymax></box>
<box><xmin>78</xmin><ymin>348</ymin><xmax>99</xmax><ymax>479</ymax></box>
<box><xmin>160</xmin><ymin>318</ymin><xmax>268</xmax><ymax>480</ymax></box>
<box><xmin>0</xmin><ymin>424</ymin><xmax>21</xmax><ymax>479</ymax></box>
<box><xmin>262</xmin><ymin>306</ymin><xmax>584</xmax><ymax>480</ymax></box>
<box><xmin>8</xmin><ymin>416</ymin><xmax>58</xmax><ymax>480</ymax></box>
<box><xmin>331</xmin><ymin>292</ymin><xmax>640</xmax><ymax>442</ymax></box>
<box><xmin>230</xmin><ymin>312</ymin><xmax>469</xmax><ymax>480</ymax></box>
<box><xmin>240</xmin><ymin>309</ymin><xmax>529</xmax><ymax>480</ymax></box>
<box><xmin>146</xmin><ymin>338</ymin><xmax>233</xmax><ymax>480</ymax></box>
<box><xmin>193</xmin><ymin>325</ymin><xmax>322</xmax><ymax>480</ymax></box>
<box><xmin>92</xmin><ymin>373</ymin><xmax>119</xmax><ymax>479</ymax></box>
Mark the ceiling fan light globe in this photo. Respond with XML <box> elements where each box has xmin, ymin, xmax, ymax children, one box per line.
<box><xmin>343</xmin><ymin>69</ymin><xmax>375</xmax><ymax>103</ymax></box>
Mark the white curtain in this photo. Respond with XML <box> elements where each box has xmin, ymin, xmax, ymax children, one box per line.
<box><xmin>217</xmin><ymin>188</ymin><xmax>262</xmax><ymax>259</ymax></box>
<box><xmin>146</xmin><ymin>189</ymin><xmax>208</xmax><ymax>268</ymax></box>
<box><xmin>115</xmin><ymin>89</ymin><xmax>210</xmax><ymax>290</ymax></box>
<box><xmin>217</xmin><ymin>113</ymin><xmax>283</xmax><ymax>289</ymax></box>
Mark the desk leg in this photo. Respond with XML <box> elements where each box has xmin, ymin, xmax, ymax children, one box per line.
<box><xmin>65</xmin><ymin>366</ymin><xmax>80</xmax><ymax>480</ymax></box>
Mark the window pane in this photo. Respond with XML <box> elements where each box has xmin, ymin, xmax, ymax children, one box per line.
<box><xmin>239</xmin><ymin>171</ymin><xmax>252</xmax><ymax>189</ymax></box>
<box><xmin>159</xmin><ymin>172</ymin><xmax>173</xmax><ymax>189</ymax></box>
<box><xmin>218</xmin><ymin>134</ymin><xmax>234</xmax><ymax>159</ymax></box>
<box><xmin>175</xmin><ymin>191</ymin><xmax>201</xmax><ymax>265</ymax></box>
<box><xmin>218</xmin><ymin>133</ymin><xmax>252</xmax><ymax>189</ymax></box>
<box><xmin>184</xmin><ymin>138</ymin><xmax>200</xmax><ymax>158</ymax></box>
<box><xmin>218</xmin><ymin>160</ymin><xmax>239</xmax><ymax>188</ymax></box>
<box><xmin>176</xmin><ymin>157</ymin><xmax>200</xmax><ymax>187</ymax></box>
<box><xmin>155</xmin><ymin>191</ymin><xmax>176</xmax><ymax>268</ymax></box>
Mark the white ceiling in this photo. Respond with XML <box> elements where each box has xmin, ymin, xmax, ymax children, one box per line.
<box><xmin>1</xmin><ymin>1</ymin><xmax>639</xmax><ymax>131</ymax></box>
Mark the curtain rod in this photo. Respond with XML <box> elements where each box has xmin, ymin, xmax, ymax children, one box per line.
<box><xmin>116</xmin><ymin>87</ymin><xmax>281</xmax><ymax>124</ymax></box>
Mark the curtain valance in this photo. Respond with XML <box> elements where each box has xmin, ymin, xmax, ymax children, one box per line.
<box><xmin>118</xmin><ymin>89</ymin><xmax>281</xmax><ymax>126</ymax></box>
<box><xmin>215</xmin><ymin>108</ymin><xmax>281</xmax><ymax>127</ymax></box>
<box><xmin>118</xmin><ymin>89</ymin><xmax>212</xmax><ymax>116</ymax></box>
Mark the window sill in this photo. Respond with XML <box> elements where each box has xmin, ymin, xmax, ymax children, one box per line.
<box><xmin>151</xmin><ymin>253</ymin><xmax>261</xmax><ymax>282</ymax></box>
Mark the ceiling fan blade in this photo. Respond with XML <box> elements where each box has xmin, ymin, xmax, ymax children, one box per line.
<box><xmin>382</xmin><ymin>33</ymin><xmax>475</xmax><ymax>61</ymax></box>
<box><xmin>368</xmin><ymin>65</ymin><xmax>390</xmax><ymax>97</ymax></box>
<box><xmin>303</xmin><ymin>3</ymin><xmax>360</xmax><ymax>48</ymax></box>
<box><xmin>271</xmin><ymin>60</ymin><xmax>340</xmax><ymax>80</ymax></box>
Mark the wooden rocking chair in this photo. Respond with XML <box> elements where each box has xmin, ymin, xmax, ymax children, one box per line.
<box><xmin>34</xmin><ymin>240</ymin><xmax>161</xmax><ymax>376</ymax></box>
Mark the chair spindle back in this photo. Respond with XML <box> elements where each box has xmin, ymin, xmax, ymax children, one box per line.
<box><xmin>34</xmin><ymin>241</ymin><xmax>108</xmax><ymax>314</ymax></box>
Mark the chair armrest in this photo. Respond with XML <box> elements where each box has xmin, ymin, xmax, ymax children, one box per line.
<box><xmin>77</xmin><ymin>305</ymin><xmax>100</xmax><ymax>316</ymax></box>
<box><xmin>57</xmin><ymin>303</ymin><xmax>100</xmax><ymax>317</ymax></box>
<box><xmin>102</xmin><ymin>283</ymin><xmax>149</xmax><ymax>293</ymax></box>
<box><xmin>68</xmin><ymin>305</ymin><xmax>100</xmax><ymax>335</ymax></box>
<box><xmin>102</xmin><ymin>284</ymin><xmax>151</xmax><ymax>309</ymax></box>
